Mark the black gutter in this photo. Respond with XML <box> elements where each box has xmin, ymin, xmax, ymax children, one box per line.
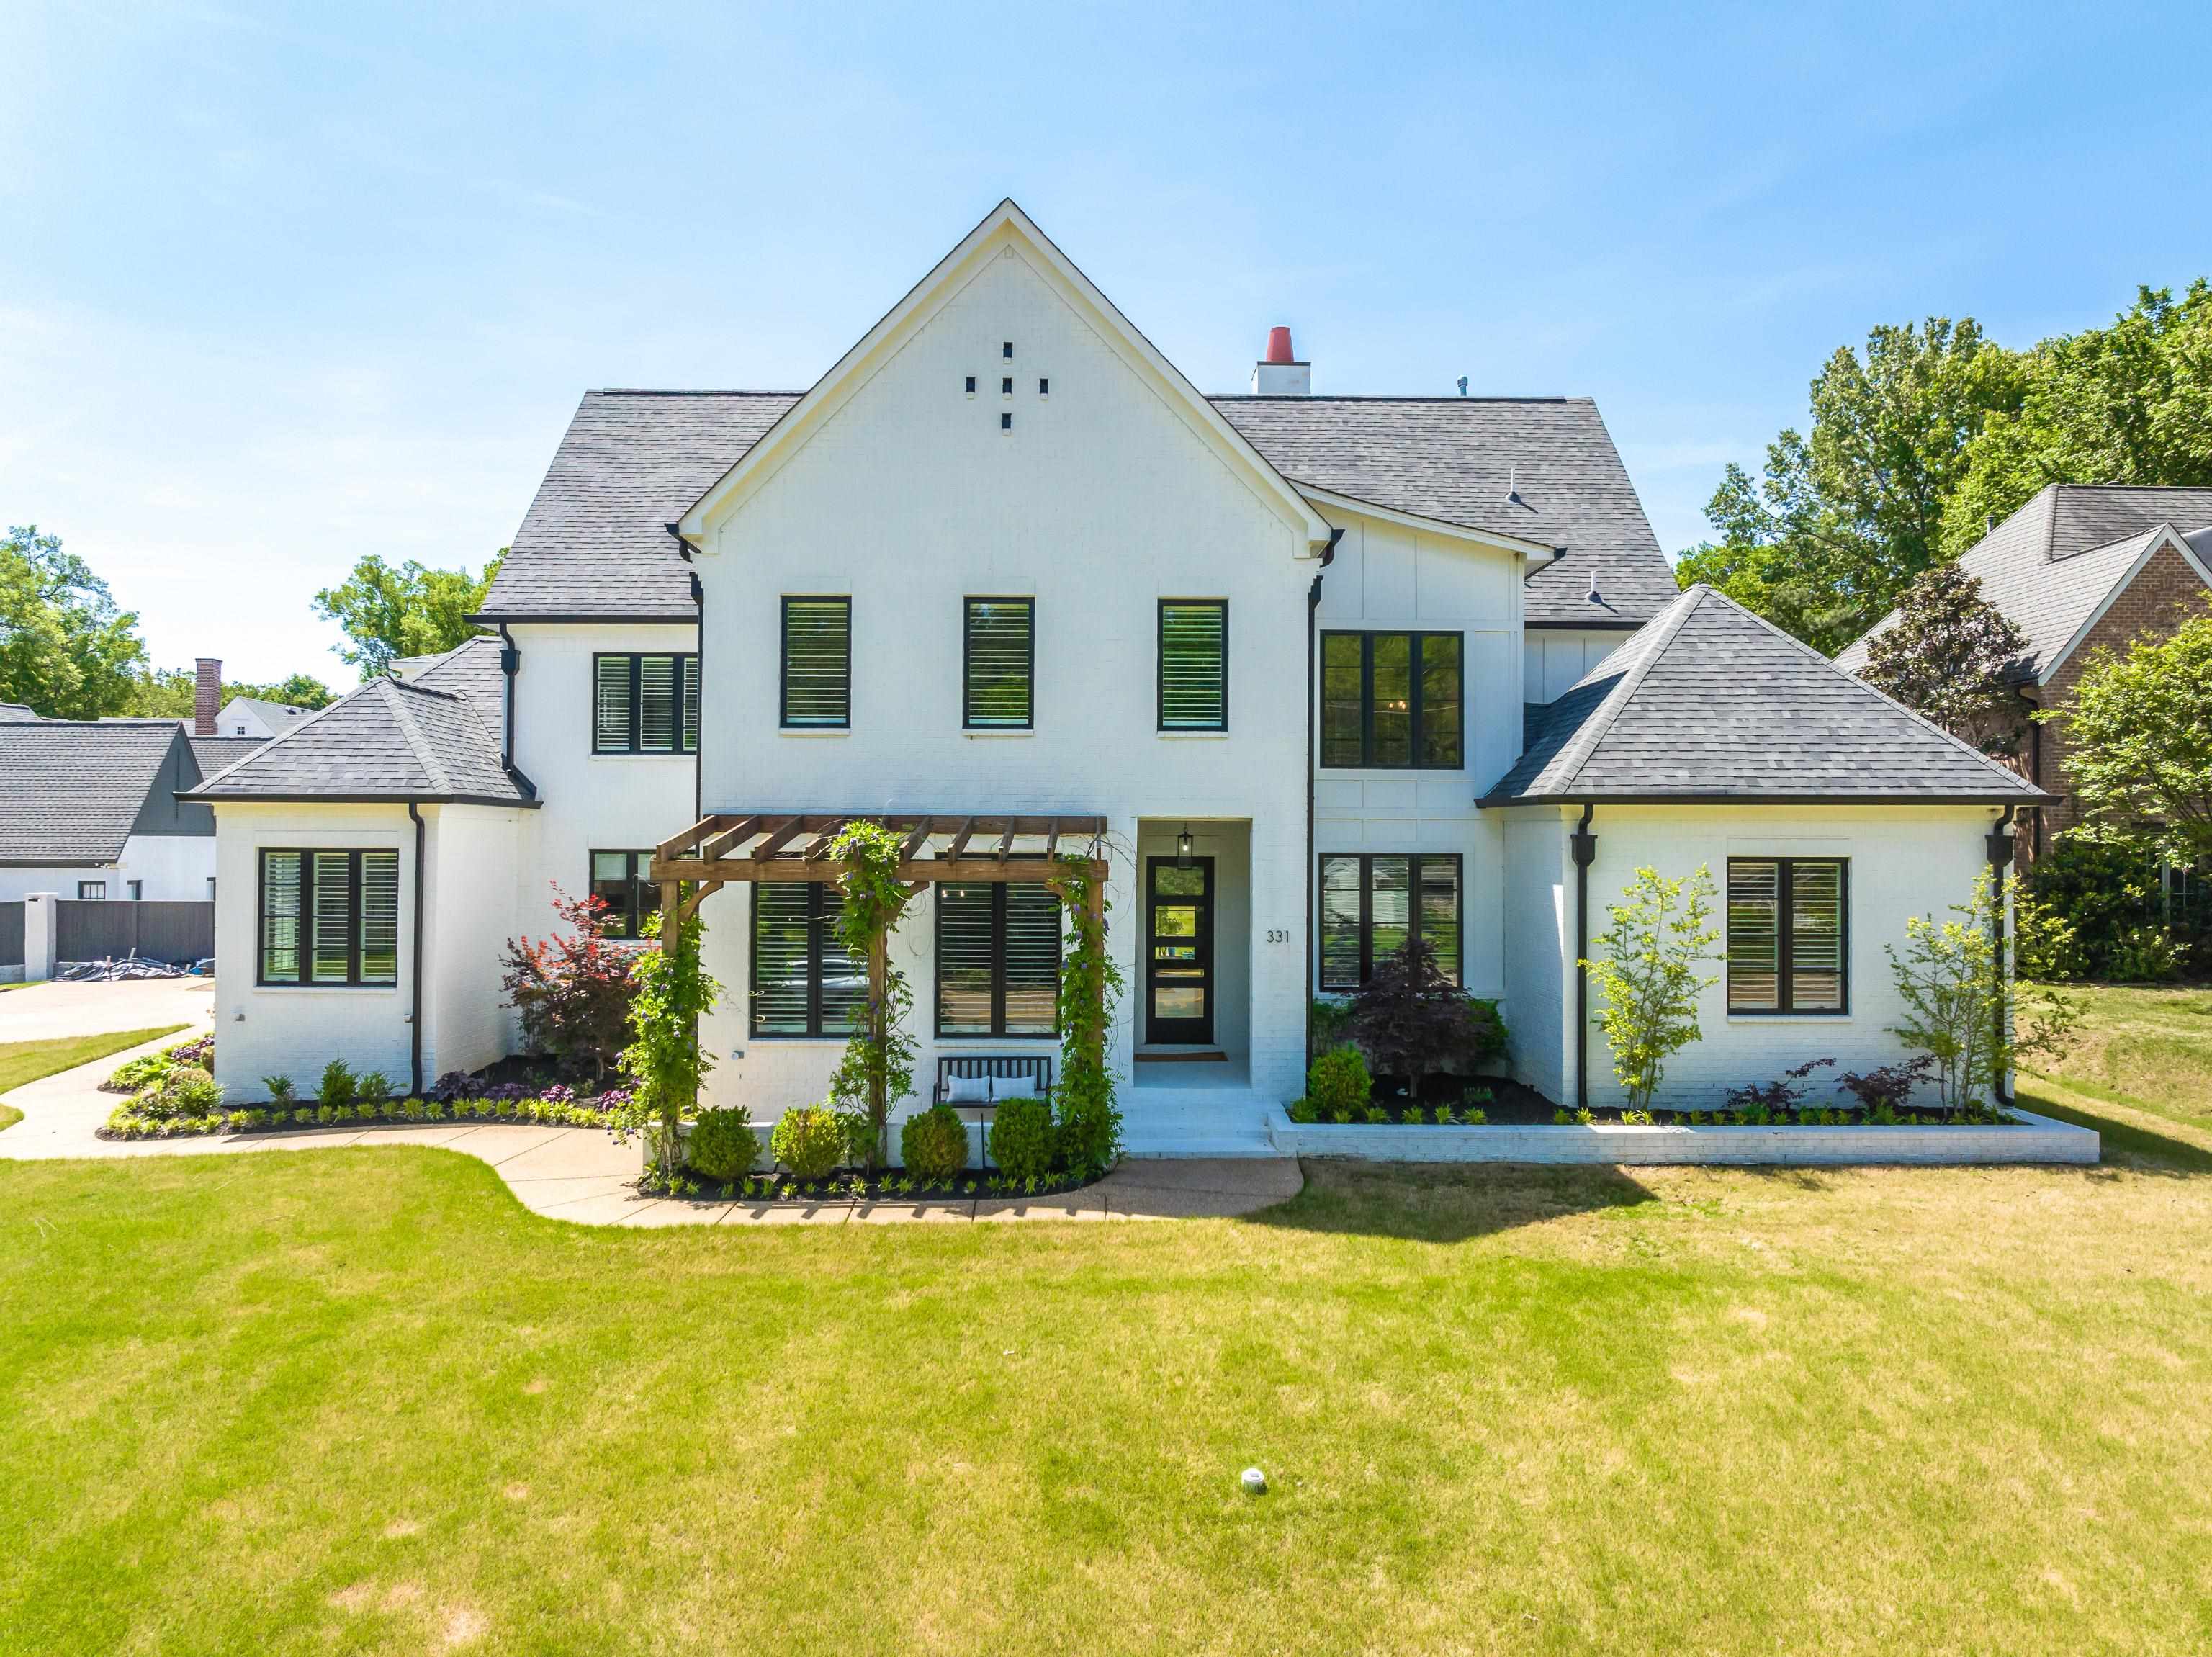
<box><xmin>1570</xmin><ymin>804</ymin><xmax>1597</xmax><ymax>1112</ymax></box>
<box><xmin>1478</xmin><ymin>790</ymin><xmax>2056</xmax><ymax>809</ymax></box>
<box><xmin>1988</xmin><ymin>806</ymin><xmax>2017</xmax><ymax>1107</ymax></box>
<box><xmin>497</xmin><ymin>623</ymin><xmax>519</xmax><ymax>774</ymax></box>
<box><xmin>407</xmin><ymin>801</ymin><xmax>426</xmax><ymax>1100</ymax></box>
<box><xmin>188</xmin><ymin>791</ymin><xmax>543</xmax><ymax>808</ymax></box>
<box><xmin>1304</xmin><ymin>529</ymin><xmax>1341</xmax><ymax>1066</ymax></box>
<box><xmin>464</xmin><ymin>612</ymin><xmax>696</xmax><ymax>626</ymax></box>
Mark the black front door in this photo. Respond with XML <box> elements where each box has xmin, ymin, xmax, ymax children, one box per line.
<box><xmin>1145</xmin><ymin>856</ymin><xmax>1215</xmax><ymax>1046</ymax></box>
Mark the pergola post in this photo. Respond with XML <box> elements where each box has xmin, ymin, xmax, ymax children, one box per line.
<box><xmin>1084</xmin><ymin>866</ymin><xmax>1107</xmax><ymax>1064</ymax></box>
<box><xmin>866</xmin><ymin>925</ymin><xmax>891</xmax><ymax>1164</ymax></box>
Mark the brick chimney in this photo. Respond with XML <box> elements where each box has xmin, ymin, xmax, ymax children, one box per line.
<box><xmin>194</xmin><ymin>658</ymin><xmax>221</xmax><ymax>737</ymax></box>
<box><xmin>1251</xmin><ymin>325</ymin><xmax>1311</xmax><ymax>395</ymax></box>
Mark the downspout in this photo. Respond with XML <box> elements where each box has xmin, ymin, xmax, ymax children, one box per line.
<box><xmin>495</xmin><ymin>623</ymin><xmax>519</xmax><ymax>775</ymax></box>
<box><xmin>1570</xmin><ymin>804</ymin><xmax>1597</xmax><ymax>1111</ymax></box>
<box><xmin>667</xmin><ymin>524</ymin><xmax>703</xmax><ymax>822</ymax></box>
<box><xmin>1304</xmin><ymin>528</ymin><xmax>1341</xmax><ymax>1065</ymax></box>
<box><xmin>1987</xmin><ymin>805</ymin><xmax>2017</xmax><ymax>1108</ymax></box>
<box><xmin>407</xmin><ymin>801</ymin><xmax>426</xmax><ymax>1100</ymax></box>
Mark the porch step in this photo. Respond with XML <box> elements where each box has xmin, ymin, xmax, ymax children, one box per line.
<box><xmin>1118</xmin><ymin>1087</ymin><xmax>1287</xmax><ymax>1159</ymax></box>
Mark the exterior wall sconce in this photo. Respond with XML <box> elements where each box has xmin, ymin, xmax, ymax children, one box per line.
<box><xmin>1177</xmin><ymin>825</ymin><xmax>1193</xmax><ymax>867</ymax></box>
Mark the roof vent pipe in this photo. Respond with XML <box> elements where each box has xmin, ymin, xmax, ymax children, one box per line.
<box><xmin>1251</xmin><ymin>325</ymin><xmax>1311</xmax><ymax>396</ymax></box>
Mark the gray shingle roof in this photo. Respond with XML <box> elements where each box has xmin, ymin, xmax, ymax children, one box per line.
<box><xmin>395</xmin><ymin>633</ymin><xmax>506</xmax><ymax>718</ymax></box>
<box><xmin>1210</xmin><ymin>396</ymin><xmax>1677</xmax><ymax>624</ymax></box>
<box><xmin>480</xmin><ymin>389</ymin><xmax>1675</xmax><ymax>627</ymax></box>
<box><xmin>1835</xmin><ymin>484</ymin><xmax>2212</xmax><ymax>679</ymax></box>
<box><xmin>188</xmin><ymin>735</ymin><xmax>266</xmax><ymax>781</ymax></box>
<box><xmin>0</xmin><ymin>721</ymin><xmax>193</xmax><ymax>863</ymax></box>
<box><xmin>1482</xmin><ymin>585</ymin><xmax>2048</xmax><ymax>804</ymax></box>
<box><xmin>186</xmin><ymin>675</ymin><xmax>534</xmax><ymax>807</ymax></box>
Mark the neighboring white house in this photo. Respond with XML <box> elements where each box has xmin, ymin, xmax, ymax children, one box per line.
<box><xmin>187</xmin><ymin>201</ymin><xmax>2045</xmax><ymax>1143</ymax></box>
<box><xmin>0</xmin><ymin>718</ymin><xmax>243</xmax><ymax>904</ymax></box>
<box><xmin>213</xmin><ymin>696</ymin><xmax>318</xmax><ymax>742</ymax></box>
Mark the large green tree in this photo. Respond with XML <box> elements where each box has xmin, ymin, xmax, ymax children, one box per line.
<box><xmin>1860</xmin><ymin>563</ymin><xmax>2031</xmax><ymax>756</ymax></box>
<box><xmin>313</xmin><ymin>549</ymin><xmax>505</xmax><ymax>678</ymax></box>
<box><xmin>124</xmin><ymin>667</ymin><xmax>334</xmax><ymax>719</ymax></box>
<box><xmin>2046</xmin><ymin>606</ymin><xmax>2212</xmax><ymax>866</ymax></box>
<box><xmin>0</xmin><ymin>525</ymin><xmax>149</xmax><ymax>718</ymax></box>
<box><xmin>1677</xmin><ymin>320</ymin><xmax>2028</xmax><ymax>655</ymax></box>
<box><xmin>1943</xmin><ymin>281</ymin><xmax>2212</xmax><ymax>556</ymax></box>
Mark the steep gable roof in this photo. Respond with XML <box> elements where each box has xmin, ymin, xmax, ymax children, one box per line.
<box><xmin>1483</xmin><ymin>585</ymin><xmax>2048</xmax><ymax>805</ymax></box>
<box><xmin>1835</xmin><ymin>484</ymin><xmax>2212</xmax><ymax>681</ymax></box>
<box><xmin>0</xmin><ymin>720</ymin><xmax>195</xmax><ymax>863</ymax></box>
<box><xmin>186</xmin><ymin>674</ymin><xmax>534</xmax><ymax>807</ymax></box>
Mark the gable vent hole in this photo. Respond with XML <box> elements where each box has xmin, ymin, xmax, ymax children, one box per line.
<box><xmin>1001</xmin><ymin>412</ymin><xmax>1012</xmax><ymax>432</ymax></box>
<box><xmin>1002</xmin><ymin>341</ymin><xmax>1013</xmax><ymax>360</ymax></box>
<box><xmin>1038</xmin><ymin>377</ymin><xmax>1049</xmax><ymax>397</ymax></box>
<box><xmin>964</xmin><ymin>375</ymin><xmax>976</xmax><ymax>395</ymax></box>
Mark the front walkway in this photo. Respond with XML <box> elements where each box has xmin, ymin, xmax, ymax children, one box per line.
<box><xmin>1</xmin><ymin>1023</ymin><xmax>1301</xmax><ymax>1224</ymax></box>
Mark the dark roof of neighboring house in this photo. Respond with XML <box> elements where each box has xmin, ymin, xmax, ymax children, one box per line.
<box><xmin>0</xmin><ymin>720</ymin><xmax>198</xmax><ymax>863</ymax></box>
<box><xmin>188</xmin><ymin>735</ymin><xmax>267</xmax><ymax>781</ymax></box>
<box><xmin>1481</xmin><ymin>585</ymin><xmax>2049</xmax><ymax>805</ymax></box>
<box><xmin>480</xmin><ymin>387</ymin><xmax>1673</xmax><ymax>627</ymax></box>
<box><xmin>184</xmin><ymin>673</ymin><xmax>534</xmax><ymax>807</ymax></box>
<box><xmin>1835</xmin><ymin>485</ymin><xmax>2212</xmax><ymax>680</ymax></box>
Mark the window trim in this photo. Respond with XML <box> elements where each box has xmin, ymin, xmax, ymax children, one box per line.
<box><xmin>961</xmin><ymin>596</ymin><xmax>1035</xmax><ymax>732</ymax></box>
<box><xmin>590</xmin><ymin>652</ymin><xmax>700</xmax><ymax>755</ymax></box>
<box><xmin>779</xmin><ymin>596</ymin><xmax>853</xmax><ymax>730</ymax></box>
<box><xmin>934</xmin><ymin>879</ymin><xmax>1062</xmax><ymax>1039</ymax></box>
<box><xmin>1316</xmin><ymin>853</ymin><xmax>1465</xmax><ymax>990</ymax></box>
<box><xmin>1157</xmin><ymin>598</ymin><xmax>1230</xmax><ymax>732</ymax></box>
<box><xmin>749</xmin><ymin>881</ymin><xmax>856</xmax><ymax>1038</ymax></box>
<box><xmin>588</xmin><ymin>850</ymin><xmax>660</xmax><ymax>942</ymax></box>
<box><xmin>256</xmin><ymin>847</ymin><xmax>400</xmax><ymax>989</ymax></box>
<box><xmin>1726</xmin><ymin>856</ymin><xmax>1851</xmax><ymax>1016</ymax></box>
<box><xmin>77</xmin><ymin>880</ymin><xmax>105</xmax><ymax>900</ymax></box>
<box><xmin>1318</xmin><ymin>629</ymin><xmax>1465</xmax><ymax>769</ymax></box>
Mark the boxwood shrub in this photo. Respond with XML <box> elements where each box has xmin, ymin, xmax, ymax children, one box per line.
<box><xmin>688</xmin><ymin>1107</ymin><xmax>760</xmax><ymax>1180</ymax></box>
<box><xmin>899</xmin><ymin>1103</ymin><xmax>968</xmax><ymax>1183</ymax></box>
<box><xmin>987</xmin><ymin>1097</ymin><xmax>1054</xmax><ymax>1182</ymax></box>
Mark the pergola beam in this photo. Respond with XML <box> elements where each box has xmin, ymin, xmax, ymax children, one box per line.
<box><xmin>655</xmin><ymin>815</ymin><xmax>719</xmax><ymax>861</ymax></box>
<box><xmin>652</xmin><ymin>856</ymin><xmax>1104</xmax><ymax>886</ymax></box>
<box><xmin>698</xmin><ymin>815</ymin><xmax>760</xmax><ymax>862</ymax></box>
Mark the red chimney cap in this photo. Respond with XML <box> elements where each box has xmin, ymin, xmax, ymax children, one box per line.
<box><xmin>1264</xmin><ymin>325</ymin><xmax>1295</xmax><ymax>364</ymax></box>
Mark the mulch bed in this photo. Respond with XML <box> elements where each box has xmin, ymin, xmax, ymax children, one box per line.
<box><xmin>648</xmin><ymin>1166</ymin><xmax>1109</xmax><ymax>1205</ymax></box>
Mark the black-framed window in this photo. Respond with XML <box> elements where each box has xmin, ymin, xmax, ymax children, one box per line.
<box><xmin>1319</xmin><ymin>631</ymin><xmax>1463</xmax><ymax>768</ymax></box>
<box><xmin>1159</xmin><ymin>599</ymin><xmax>1228</xmax><ymax>731</ymax></box>
<box><xmin>751</xmin><ymin>882</ymin><xmax>863</xmax><ymax>1037</ymax></box>
<box><xmin>78</xmin><ymin>880</ymin><xmax>105</xmax><ymax>900</ymax></box>
<box><xmin>589</xmin><ymin>850</ymin><xmax>662</xmax><ymax>941</ymax></box>
<box><xmin>1318</xmin><ymin>853</ymin><xmax>1462</xmax><ymax>989</ymax></box>
<box><xmin>593</xmin><ymin>654</ymin><xmax>698</xmax><ymax>754</ymax></box>
<box><xmin>258</xmin><ymin>848</ymin><xmax>399</xmax><ymax>987</ymax></box>
<box><xmin>781</xmin><ymin>596</ymin><xmax>851</xmax><ymax>728</ymax></box>
<box><xmin>937</xmin><ymin>881</ymin><xmax>1061</xmax><ymax>1037</ymax></box>
<box><xmin>963</xmin><ymin>598</ymin><xmax>1034</xmax><ymax>729</ymax></box>
<box><xmin>127</xmin><ymin>880</ymin><xmax>142</xmax><ymax>902</ymax></box>
<box><xmin>1727</xmin><ymin>858</ymin><xmax>1848</xmax><ymax>1014</ymax></box>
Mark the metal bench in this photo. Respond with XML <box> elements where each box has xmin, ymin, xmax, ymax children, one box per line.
<box><xmin>934</xmin><ymin>1055</ymin><xmax>1054</xmax><ymax>1169</ymax></box>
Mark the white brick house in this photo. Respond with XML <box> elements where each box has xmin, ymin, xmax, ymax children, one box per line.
<box><xmin>189</xmin><ymin>202</ymin><xmax>2044</xmax><ymax>1144</ymax></box>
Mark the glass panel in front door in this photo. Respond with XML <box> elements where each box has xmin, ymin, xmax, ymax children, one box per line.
<box><xmin>1146</xmin><ymin>856</ymin><xmax>1214</xmax><ymax>1043</ymax></box>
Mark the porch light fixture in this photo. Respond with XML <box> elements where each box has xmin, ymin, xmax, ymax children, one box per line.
<box><xmin>1177</xmin><ymin>824</ymin><xmax>1193</xmax><ymax>867</ymax></box>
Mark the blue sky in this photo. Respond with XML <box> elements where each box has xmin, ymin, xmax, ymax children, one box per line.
<box><xmin>6</xmin><ymin>1</ymin><xmax>2210</xmax><ymax>683</ymax></box>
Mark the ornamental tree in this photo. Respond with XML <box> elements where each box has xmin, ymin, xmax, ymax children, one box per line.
<box><xmin>615</xmin><ymin>905</ymin><xmax>721</xmax><ymax>1182</ymax></box>
<box><xmin>2045</xmin><ymin>606</ymin><xmax>2212</xmax><ymax>866</ymax></box>
<box><xmin>1861</xmin><ymin>562</ymin><xmax>2030</xmax><ymax>755</ymax></box>
<box><xmin>1348</xmin><ymin>937</ymin><xmax>1506</xmax><ymax>1102</ymax></box>
<box><xmin>500</xmin><ymin>886</ymin><xmax>639</xmax><ymax>1083</ymax></box>
<box><xmin>1581</xmin><ymin>865</ymin><xmax>1722</xmax><ymax>1112</ymax></box>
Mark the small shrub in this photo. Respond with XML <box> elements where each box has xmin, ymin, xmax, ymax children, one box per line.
<box><xmin>315</xmin><ymin>1105</ymin><xmax>334</xmax><ymax>1126</ymax></box>
<box><xmin>1362</xmin><ymin>1104</ymin><xmax>1389</xmax><ymax>1124</ymax></box>
<box><xmin>988</xmin><ymin>1097</ymin><xmax>1055</xmax><ymax>1182</ymax></box>
<box><xmin>318</xmin><ymin>1059</ymin><xmax>356</xmax><ymax>1109</ymax></box>
<box><xmin>1306</xmin><ymin>1046</ymin><xmax>1372</xmax><ymax>1117</ymax></box>
<box><xmin>355</xmin><ymin>1070</ymin><xmax>392</xmax><ymax>1105</ymax></box>
<box><xmin>262</xmin><ymin>1074</ymin><xmax>297</xmax><ymax>1105</ymax></box>
<box><xmin>1723</xmin><ymin>1058</ymin><xmax>1836</xmax><ymax>1118</ymax></box>
<box><xmin>107</xmin><ymin>1051</ymin><xmax>173</xmax><ymax>1092</ymax></box>
<box><xmin>431</xmin><ymin>1070</ymin><xmax>481</xmax><ymax>1103</ymax></box>
<box><xmin>1554</xmin><ymin>1108</ymin><xmax>1573</xmax><ymax>1124</ymax></box>
<box><xmin>1836</xmin><ymin>1055</ymin><xmax>1936</xmax><ymax>1113</ymax></box>
<box><xmin>1432</xmin><ymin>1104</ymin><xmax>1456</xmax><ymax>1126</ymax></box>
<box><xmin>1575</xmin><ymin>1105</ymin><xmax>1594</xmax><ymax>1125</ymax></box>
<box><xmin>1328</xmin><ymin>1107</ymin><xmax>1354</xmax><ymax>1124</ymax></box>
<box><xmin>899</xmin><ymin>1105</ymin><xmax>968</xmax><ymax>1183</ymax></box>
<box><xmin>688</xmin><ymin>1107</ymin><xmax>760</xmax><ymax>1181</ymax></box>
<box><xmin>1287</xmin><ymin>1097</ymin><xmax>1318</xmax><ymax>1124</ymax></box>
<box><xmin>2110</xmin><ymin>925</ymin><xmax>2182</xmax><ymax>983</ymax></box>
<box><xmin>155</xmin><ymin>1064</ymin><xmax>222</xmax><ymax>1118</ymax></box>
<box><xmin>1465</xmin><ymin>1107</ymin><xmax>1488</xmax><ymax>1125</ymax></box>
<box><xmin>772</xmin><ymin>1104</ymin><xmax>845</xmax><ymax>1179</ymax></box>
<box><xmin>1466</xmin><ymin>1085</ymin><xmax>1495</xmax><ymax>1104</ymax></box>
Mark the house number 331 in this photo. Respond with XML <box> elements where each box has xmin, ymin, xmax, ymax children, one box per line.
<box><xmin>1264</xmin><ymin>928</ymin><xmax>1290</xmax><ymax>943</ymax></box>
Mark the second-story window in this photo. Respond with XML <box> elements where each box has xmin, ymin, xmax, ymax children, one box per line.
<box><xmin>593</xmin><ymin>654</ymin><xmax>698</xmax><ymax>754</ymax></box>
<box><xmin>963</xmin><ymin>598</ymin><xmax>1033</xmax><ymax>729</ymax></box>
<box><xmin>782</xmin><ymin>596</ymin><xmax>852</xmax><ymax>728</ymax></box>
<box><xmin>1159</xmin><ymin>599</ymin><xmax>1228</xmax><ymax>731</ymax></box>
<box><xmin>1320</xmin><ymin>632</ymin><xmax>1463</xmax><ymax>768</ymax></box>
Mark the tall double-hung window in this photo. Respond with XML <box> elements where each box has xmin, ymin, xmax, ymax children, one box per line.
<box><xmin>936</xmin><ymin>881</ymin><xmax>1061</xmax><ymax>1036</ymax></box>
<box><xmin>963</xmin><ymin>598</ymin><xmax>1034</xmax><ymax>729</ymax></box>
<box><xmin>751</xmin><ymin>884</ymin><xmax>864</xmax><ymax>1036</ymax></box>
<box><xmin>1318</xmin><ymin>854</ymin><xmax>1462</xmax><ymax>989</ymax></box>
<box><xmin>1727</xmin><ymin>858</ymin><xmax>1848</xmax><ymax>1013</ymax></box>
<box><xmin>593</xmin><ymin>654</ymin><xmax>699</xmax><ymax>753</ymax></box>
<box><xmin>781</xmin><ymin>597</ymin><xmax>852</xmax><ymax>728</ymax></box>
<box><xmin>258</xmin><ymin>849</ymin><xmax>400</xmax><ymax>986</ymax></box>
<box><xmin>1319</xmin><ymin>632</ymin><xmax>1463</xmax><ymax>768</ymax></box>
<box><xmin>1158</xmin><ymin>599</ymin><xmax>1228</xmax><ymax>731</ymax></box>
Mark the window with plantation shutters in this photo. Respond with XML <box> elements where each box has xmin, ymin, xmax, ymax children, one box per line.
<box><xmin>1158</xmin><ymin>600</ymin><xmax>1228</xmax><ymax>730</ymax></box>
<box><xmin>258</xmin><ymin>848</ymin><xmax>399</xmax><ymax>986</ymax></box>
<box><xmin>963</xmin><ymin>598</ymin><xmax>1033</xmax><ymax>729</ymax></box>
<box><xmin>1727</xmin><ymin>858</ymin><xmax>1848</xmax><ymax>1013</ymax></box>
<box><xmin>936</xmin><ymin>881</ymin><xmax>1061</xmax><ymax>1037</ymax></box>
<box><xmin>1319</xmin><ymin>632</ymin><xmax>1463</xmax><ymax>768</ymax></box>
<box><xmin>1317</xmin><ymin>853</ymin><xmax>1462</xmax><ymax>990</ymax></box>
<box><xmin>750</xmin><ymin>882</ymin><xmax>864</xmax><ymax>1037</ymax></box>
<box><xmin>593</xmin><ymin>654</ymin><xmax>698</xmax><ymax>753</ymax></box>
<box><xmin>781</xmin><ymin>596</ymin><xmax>851</xmax><ymax>728</ymax></box>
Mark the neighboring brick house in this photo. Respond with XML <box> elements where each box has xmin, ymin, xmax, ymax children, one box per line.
<box><xmin>1836</xmin><ymin>484</ymin><xmax>2212</xmax><ymax>856</ymax></box>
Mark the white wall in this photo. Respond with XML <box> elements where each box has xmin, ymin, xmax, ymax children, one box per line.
<box><xmin>1499</xmin><ymin>808</ymin><xmax>1569</xmax><ymax>1102</ymax></box>
<box><xmin>1522</xmin><ymin>628</ymin><xmax>1634</xmax><ymax>704</ymax></box>
<box><xmin>691</xmin><ymin>242</ymin><xmax>1315</xmax><ymax>1116</ymax></box>
<box><xmin>0</xmin><ymin>835</ymin><xmax>215</xmax><ymax>904</ymax></box>
<box><xmin>421</xmin><ymin>804</ymin><xmax>526</xmax><ymax>1083</ymax></box>
<box><xmin>1537</xmin><ymin>803</ymin><xmax>2004</xmax><ymax>1110</ymax></box>
<box><xmin>1313</xmin><ymin>504</ymin><xmax>1522</xmax><ymax>1005</ymax></box>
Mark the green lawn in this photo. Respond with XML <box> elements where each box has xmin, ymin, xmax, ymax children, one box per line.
<box><xmin>4</xmin><ymin>1105</ymin><xmax>2211</xmax><ymax>1655</ymax></box>
<box><xmin>2026</xmin><ymin>982</ymin><xmax>2212</xmax><ymax>1132</ymax></box>
<box><xmin>0</xmin><ymin>1025</ymin><xmax>189</xmax><ymax>1132</ymax></box>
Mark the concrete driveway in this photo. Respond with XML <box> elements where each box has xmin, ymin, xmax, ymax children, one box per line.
<box><xmin>0</xmin><ymin>976</ymin><xmax>217</xmax><ymax>1044</ymax></box>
